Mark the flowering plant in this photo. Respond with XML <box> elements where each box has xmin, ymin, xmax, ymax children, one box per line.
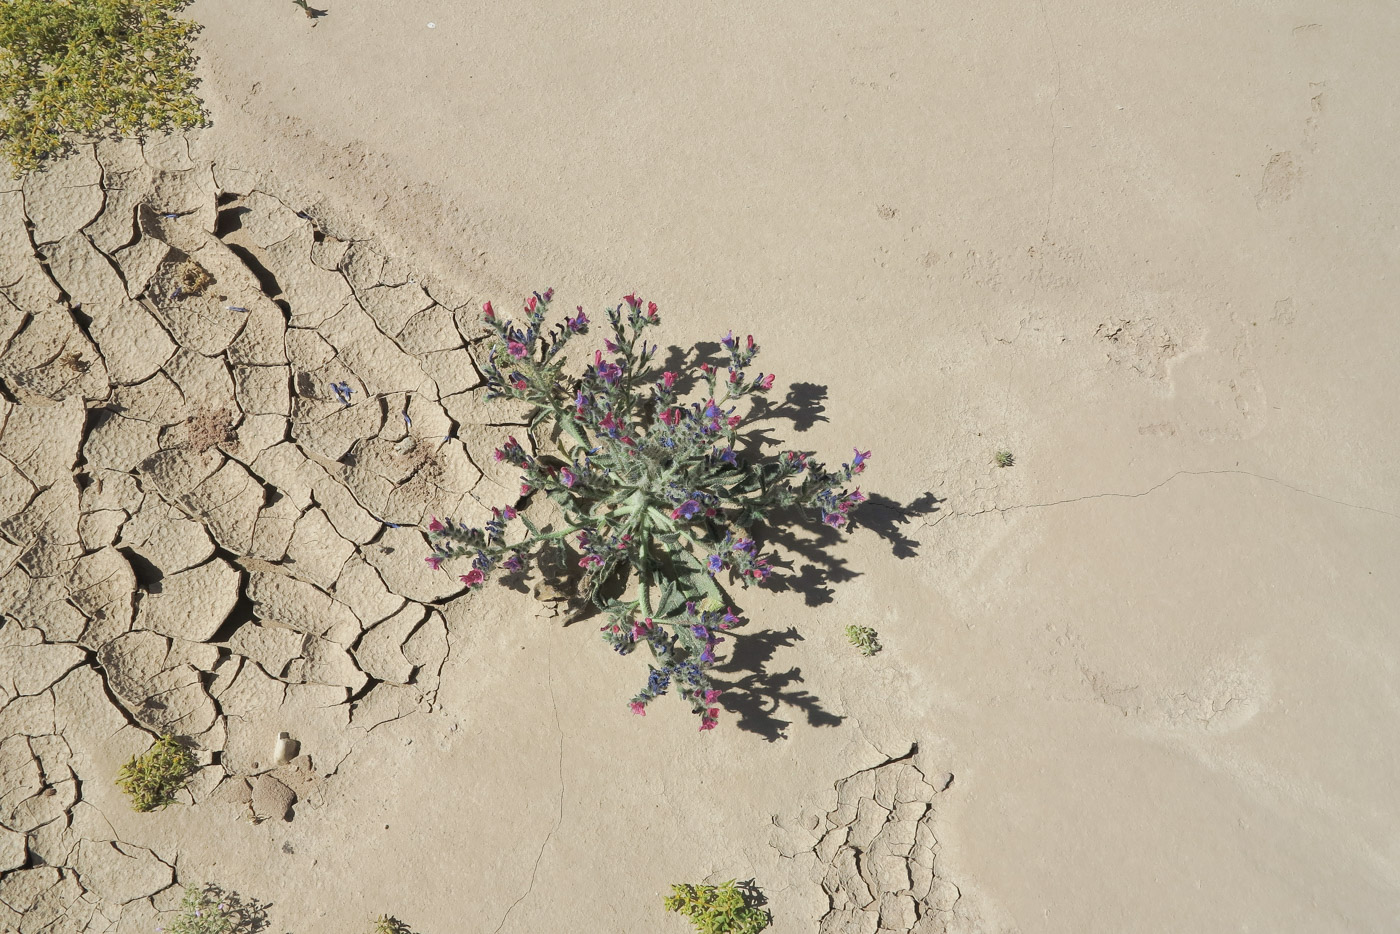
<box><xmin>425</xmin><ymin>291</ymin><xmax>869</xmax><ymax>730</ymax></box>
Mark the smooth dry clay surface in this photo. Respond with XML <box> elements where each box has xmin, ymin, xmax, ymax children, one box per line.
<box><xmin>0</xmin><ymin>1</ymin><xmax>1396</xmax><ymax>932</ymax></box>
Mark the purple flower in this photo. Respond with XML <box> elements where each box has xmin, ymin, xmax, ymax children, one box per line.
<box><xmin>502</xmin><ymin>555</ymin><xmax>523</xmax><ymax>572</ymax></box>
<box><xmin>567</xmin><ymin>308</ymin><xmax>589</xmax><ymax>331</ymax></box>
<box><xmin>605</xmin><ymin>339</ymin><xmax>621</xmax><ymax>353</ymax></box>
<box><xmin>721</xmin><ymin>330</ymin><xmax>737</xmax><ymax>350</ymax></box>
<box><xmin>707</xmin><ymin>554</ymin><xmax>724</xmax><ymax>573</ymax></box>
<box><xmin>560</xmin><ymin>467</ymin><xmax>576</xmax><ymax>488</ymax></box>
<box><xmin>671</xmin><ymin>499</ymin><xmax>700</xmax><ymax>520</ymax></box>
<box><xmin>851</xmin><ymin>448</ymin><xmax>871</xmax><ymax>474</ymax></box>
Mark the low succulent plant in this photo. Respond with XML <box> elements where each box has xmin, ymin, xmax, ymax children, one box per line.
<box><xmin>845</xmin><ymin>624</ymin><xmax>882</xmax><ymax>657</ymax></box>
<box><xmin>115</xmin><ymin>733</ymin><xmax>195</xmax><ymax>812</ymax></box>
<box><xmin>425</xmin><ymin>291</ymin><xmax>870</xmax><ymax>730</ymax></box>
<box><xmin>0</xmin><ymin>0</ymin><xmax>206</xmax><ymax>174</ymax></box>
<box><xmin>663</xmin><ymin>881</ymin><xmax>770</xmax><ymax>934</ymax></box>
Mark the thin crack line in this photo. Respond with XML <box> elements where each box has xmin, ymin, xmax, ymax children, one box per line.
<box><xmin>490</xmin><ymin>632</ymin><xmax>564</xmax><ymax>934</ymax></box>
<box><xmin>932</xmin><ymin>469</ymin><xmax>1399</xmax><ymax>524</ymax></box>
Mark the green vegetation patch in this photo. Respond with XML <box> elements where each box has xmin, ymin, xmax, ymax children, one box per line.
<box><xmin>664</xmin><ymin>881</ymin><xmax>770</xmax><ymax>934</ymax></box>
<box><xmin>0</xmin><ymin>0</ymin><xmax>206</xmax><ymax>174</ymax></box>
<box><xmin>845</xmin><ymin>624</ymin><xmax>882</xmax><ymax>657</ymax></box>
<box><xmin>115</xmin><ymin>733</ymin><xmax>196</xmax><ymax>811</ymax></box>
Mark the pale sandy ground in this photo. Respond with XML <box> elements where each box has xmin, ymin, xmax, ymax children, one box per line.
<box><xmin>3</xmin><ymin>1</ymin><xmax>1399</xmax><ymax>932</ymax></box>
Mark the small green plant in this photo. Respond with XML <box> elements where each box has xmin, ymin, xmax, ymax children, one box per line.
<box><xmin>165</xmin><ymin>884</ymin><xmax>236</xmax><ymax>934</ymax></box>
<box><xmin>994</xmin><ymin>449</ymin><xmax>1015</xmax><ymax>468</ymax></box>
<box><xmin>664</xmin><ymin>881</ymin><xmax>770</xmax><ymax>934</ymax></box>
<box><xmin>0</xmin><ymin>0</ymin><xmax>206</xmax><ymax>174</ymax></box>
<box><xmin>116</xmin><ymin>734</ymin><xmax>195</xmax><ymax>811</ymax></box>
<box><xmin>844</xmin><ymin>624</ymin><xmax>881</xmax><ymax>657</ymax></box>
<box><xmin>370</xmin><ymin>917</ymin><xmax>410</xmax><ymax>934</ymax></box>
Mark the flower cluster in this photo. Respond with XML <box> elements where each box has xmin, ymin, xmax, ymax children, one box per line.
<box><xmin>424</xmin><ymin>291</ymin><xmax>870</xmax><ymax>730</ymax></box>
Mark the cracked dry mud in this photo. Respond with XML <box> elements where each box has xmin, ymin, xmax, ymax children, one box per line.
<box><xmin>0</xmin><ymin>140</ymin><xmax>533</xmax><ymax>933</ymax></box>
<box><xmin>772</xmin><ymin>747</ymin><xmax>971</xmax><ymax>934</ymax></box>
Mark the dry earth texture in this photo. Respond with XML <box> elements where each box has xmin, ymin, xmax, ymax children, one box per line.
<box><xmin>3</xmin><ymin>2</ymin><xmax>1400</xmax><ymax>933</ymax></box>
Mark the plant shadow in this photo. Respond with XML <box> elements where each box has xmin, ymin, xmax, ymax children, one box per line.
<box><xmin>710</xmin><ymin>627</ymin><xmax>843</xmax><ymax>742</ymax></box>
<box><xmin>202</xmin><ymin>883</ymin><xmax>271</xmax><ymax>934</ymax></box>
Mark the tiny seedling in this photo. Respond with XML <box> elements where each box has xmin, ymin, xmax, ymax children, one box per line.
<box><xmin>370</xmin><ymin>916</ymin><xmax>411</xmax><ymax>934</ymax></box>
<box><xmin>291</xmin><ymin>0</ymin><xmax>328</xmax><ymax>22</ymax></box>
<box><xmin>0</xmin><ymin>0</ymin><xmax>206</xmax><ymax>174</ymax></box>
<box><xmin>844</xmin><ymin>624</ymin><xmax>881</xmax><ymax>657</ymax></box>
<box><xmin>994</xmin><ymin>449</ymin><xmax>1015</xmax><ymax>468</ymax></box>
<box><xmin>664</xmin><ymin>881</ymin><xmax>770</xmax><ymax>934</ymax></box>
<box><xmin>115</xmin><ymin>734</ymin><xmax>196</xmax><ymax>812</ymax></box>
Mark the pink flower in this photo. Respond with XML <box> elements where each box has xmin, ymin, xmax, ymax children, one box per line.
<box><xmin>460</xmin><ymin>569</ymin><xmax>485</xmax><ymax>587</ymax></box>
<box><xmin>425</xmin><ymin>556</ymin><xmax>442</xmax><ymax>570</ymax></box>
<box><xmin>646</xmin><ymin>301</ymin><xmax>658</xmax><ymax>319</ymax></box>
<box><xmin>706</xmin><ymin>706</ymin><xmax>719</xmax><ymax>719</ymax></box>
<box><xmin>482</xmin><ymin>301</ymin><xmax>494</xmax><ymax>318</ymax></box>
<box><xmin>503</xmin><ymin>506</ymin><xmax>517</xmax><ymax>520</ymax></box>
<box><xmin>704</xmin><ymin>689</ymin><xmax>721</xmax><ymax>703</ymax></box>
<box><xmin>727</xmin><ymin>415</ymin><xmax>741</xmax><ymax>428</ymax></box>
<box><xmin>526</xmin><ymin>296</ymin><xmax>537</xmax><ymax>312</ymax></box>
<box><xmin>746</xmin><ymin>335</ymin><xmax>755</xmax><ymax>351</ymax></box>
<box><xmin>507</xmin><ymin>341</ymin><xmax>528</xmax><ymax>358</ymax></box>
<box><xmin>660</xmin><ymin>408</ymin><xmax>682</xmax><ymax>427</ymax></box>
<box><xmin>699</xmin><ymin>717</ymin><xmax>717</xmax><ymax>732</ymax></box>
<box><xmin>623</xmin><ymin>293</ymin><xmax>639</xmax><ymax>309</ymax></box>
<box><xmin>662</xmin><ymin>371</ymin><xmax>677</xmax><ymax>390</ymax></box>
<box><xmin>520</xmin><ymin>482</ymin><xmax>532</xmax><ymax>495</ymax></box>
<box><xmin>630</xmin><ymin>701</ymin><xmax>647</xmax><ymax>716</ymax></box>
<box><xmin>559</xmin><ymin>467</ymin><xmax>575</xmax><ymax>488</ymax></box>
<box><xmin>427</xmin><ymin>517</ymin><xmax>444</xmax><ymax>532</ymax></box>
<box><xmin>757</xmin><ymin>373</ymin><xmax>774</xmax><ymax>390</ymax></box>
